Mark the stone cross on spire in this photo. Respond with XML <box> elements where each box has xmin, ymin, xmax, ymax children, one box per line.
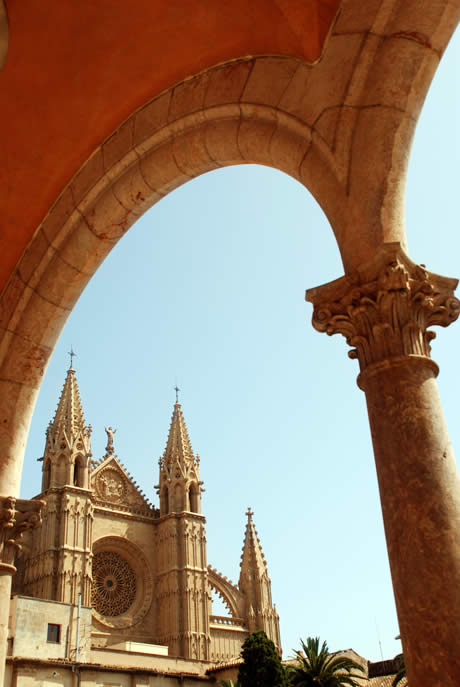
<box><xmin>68</xmin><ymin>346</ymin><xmax>76</xmax><ymax>369</ymax></box>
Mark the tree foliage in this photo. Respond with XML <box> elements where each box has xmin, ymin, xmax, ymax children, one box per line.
<box><xmin>287</xmin><ymin>637</ymin><xmax>366</xmax><ymax>687</ymax></box>
<box><xmin>238</xmin><ymin>631</ymin><xmax>287</xmax><ymax>687</ymax></box>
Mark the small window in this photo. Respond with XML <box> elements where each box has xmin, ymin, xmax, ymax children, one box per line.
<box><xmin>73</xmin><ymin>460</ymin><xmax>80</xmax><ymax>486</ymax></box>
<box><xmin>47</xmin><ymin>623</ymin><xmax>61</xmax><ymax>643</ymax></box>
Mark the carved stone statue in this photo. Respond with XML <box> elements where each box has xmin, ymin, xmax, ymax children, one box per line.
<box><xmin>104</xmin><ymin>426</ymin><xmax>116</xmax><ymax>455</ymax></box>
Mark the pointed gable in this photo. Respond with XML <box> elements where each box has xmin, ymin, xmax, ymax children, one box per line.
<box><xmin>91</xmin><ymin>455</ymin><xmax>156</xmax><ymax>517</ymax></box>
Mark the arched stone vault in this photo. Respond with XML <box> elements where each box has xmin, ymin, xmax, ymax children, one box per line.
<box><xmin>2</xmin><ymin>0</ymin><xmax>459</xmax><ymax>495</ymax></box>
<box><xmin>1</xmin><ymin>1</ymin><xmax>460</xmax><ymax>685</ymax></box>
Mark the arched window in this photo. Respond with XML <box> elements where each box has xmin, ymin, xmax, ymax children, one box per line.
<box><xmin>73</xmin><ymin>456</ymin><xmax>83</xmax><ymax>487</ymax></box>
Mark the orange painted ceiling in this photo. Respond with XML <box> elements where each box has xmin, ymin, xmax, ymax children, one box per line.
<box><xmin>0</xmin><ymin>0</ymin><xmax>339</xmax><ymax>293</ymax></box>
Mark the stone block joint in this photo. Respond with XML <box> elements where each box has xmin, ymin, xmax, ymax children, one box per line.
<box><xmin>306</xmin><ymin>243</ymin><xmax>460</xmax><ymax>373</ymax></box>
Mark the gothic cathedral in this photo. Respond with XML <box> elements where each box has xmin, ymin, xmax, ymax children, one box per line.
<box><xmin>13</xmin><ymin>364</ymin><xmax>281</xmax><ymax>664</ymax></box>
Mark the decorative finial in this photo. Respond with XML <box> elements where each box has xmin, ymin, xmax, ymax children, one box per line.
<box><xmin>68</xmin><ymin>346</ymin><xmax>76</xmax><ymax>369</ymax></box>
<box><xmin>246</xmin><ymin>507</ymin><xmax>253</xmax><ymax>520</ymax></box>
<box><xmin>174</xmin><ymin>385</ymin><xmax>180</xmax><ymax>403</ymax></box>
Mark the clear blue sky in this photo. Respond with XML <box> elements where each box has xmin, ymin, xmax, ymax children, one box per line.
<box><xmin>21</xmin><ymin>29</ymin><xmax>459</xmax><ymax>662</ymax></box>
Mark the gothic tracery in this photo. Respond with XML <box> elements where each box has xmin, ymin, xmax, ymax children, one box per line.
<box><xmin>91</xmin><ymin>551</ymin><xmax>136</xmax><ymax>616</ymax></box>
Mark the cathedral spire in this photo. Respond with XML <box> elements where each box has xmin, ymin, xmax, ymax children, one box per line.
<box><xmin>238</xmin><ymin>509</ymin><xmax>281</xmax><ymax>653</ymax></box>
<box><xmin>162</xmin><ymin>400</ymin><xmax>197</xmax><ymax>469</ymax></box>
<box><xmin>239</xmin><ymin>508</ymin><xmax>268</xmax><ymax>585</ymax></box>
<box><xmin>49</xmin><ymin>364</ymin><xmax>88</xmax><ymax>441</ymax></box>
<box><xmin>156</xmin><ymin>400</ymin><xmax>203</xmax><ymax>515</ymax></box>
<box><xmin>41</xmin><ymin>364</ymin><xmax>92</xmax><ymax>491</ymax></box>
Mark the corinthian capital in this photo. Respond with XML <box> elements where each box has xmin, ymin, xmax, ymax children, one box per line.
<box><xmin>306</xmin><ymin>243</ymin><xmax>460</xmax><ymax>372</ymax></box>
<box><xmin>0</xmin><ymin>496</ymin><xmax>44</xmax><ymax>575</ymax></box>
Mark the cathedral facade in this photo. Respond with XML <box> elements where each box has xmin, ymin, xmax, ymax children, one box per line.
<box><xmin>9</xmin><ymin>364</ymin><xmax>280</xmax><ymax>678</ymax></box>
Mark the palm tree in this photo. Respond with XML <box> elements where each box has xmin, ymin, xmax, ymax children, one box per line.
<box><xmin>287</xmin><ymin>637</ymin><xmax>366</xmax><ymax>686</ymax></box>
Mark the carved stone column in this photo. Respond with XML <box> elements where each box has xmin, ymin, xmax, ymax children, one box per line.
<box><xmin>306</xmin><ymin>243</ymin><xmax>460</xmax><ymax>687</ymax></box>
<box><xmin>0</xmin><ymin>496</ymin><xmax>43</xmax><ymax>686</ymax></box>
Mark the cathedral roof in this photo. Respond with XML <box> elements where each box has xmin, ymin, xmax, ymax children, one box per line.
<box><xmin>162</xmin><ymin>401</ymin><xmax>196</xmax><ymax>467</ymax></box>
<box><xmin>48</xmin><ymin>365</ymin><xmax>89</xmax><ymax>441</ymax></box>
<box><xmin>239</xmin><ymin>508</ymin><xmax>268</xmax><ymax>585</ymax></box>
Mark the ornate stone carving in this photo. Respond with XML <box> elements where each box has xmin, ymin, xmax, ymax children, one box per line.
<box><xmin>306</xmin><ymin>244</ymin><xmax>460</xmax><ymax>372</ymax></box>
<box><xmin>95</xmin><ymin>467</ymin><xmax>126</xmax><ymax>503</ymax></box>
<box><xmin>91</xmin><ymin>536</ymin><xmax>153</xmax><ymax>629</ymax></box>
<box><xmin>92</xmin><ymin>551</ymin><xmax>136</xmax><ymax>616</ymax></box>
<box><xmin>0</xmin><ymin>496</ymin><xmax>44</xmax><ymax>575</ymax></box>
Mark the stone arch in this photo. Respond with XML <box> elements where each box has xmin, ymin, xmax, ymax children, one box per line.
<box><xmin>0</xmin><ymin>4</ymin><xmax>458</xmax><ymax>685</ymax></box>
<box><xmin>0</xmin><ymin>61</ymin><xmax>347</xmax><ymax>496</ymax></box>
<box><xmin>73</xmin><ymin>454</ymin><xmax>84</xmax><ymax>487</ymax></box>
<box><xmin>2</xmin><ymin>0</ymin><xmax>456</xmax><ymax>496</ymax></box>
<box><xmin>207</xmin><ymin>568</ymin><xmax>242</xmax><ymax>619</ymax></box>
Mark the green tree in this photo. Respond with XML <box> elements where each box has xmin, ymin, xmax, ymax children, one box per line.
<box><xmin>287</xmin><ymin>637</ymin><xmax>366</xmax><ymax>686</ymax></box>
<box><xmin>238</xmin><ymin>630</ymin><xmax>287</xmax><ymax>687</ymax></box>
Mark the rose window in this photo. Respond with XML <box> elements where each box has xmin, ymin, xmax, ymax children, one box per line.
<box><xmin>92</xmin><ymin>551</ymin><xmax>136</xmax><ymax>616</ymax></box>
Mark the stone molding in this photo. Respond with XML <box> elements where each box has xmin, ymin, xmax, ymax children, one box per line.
<box><xmin>0</xmin><ymin>496</ymin><xmax>44</xmax><ymax>575</ymax></box>
<box><xmin>93</xmin><ymin>504</ymin><xmax>156</xmax><ymax>522</ymax></box>
<box><xmin>306</xmin><ymin>243</ymin><xmax>460</xmax><ymax>373</ymax></box>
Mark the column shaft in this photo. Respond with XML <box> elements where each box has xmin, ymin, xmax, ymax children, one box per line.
<box><xmin>360</xmin><ymin>357</ymin><xmax>460</xmax><ymax>686</ymax></box>
<box><xmin>306</xmin><ymin>244</ymin><xmax>460</xmax><ymax>687</ymax></box>
<box><xmin>0</xmin><ymin>574</ymin><xmax>11</xmax><ymax>687</ymax></box>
